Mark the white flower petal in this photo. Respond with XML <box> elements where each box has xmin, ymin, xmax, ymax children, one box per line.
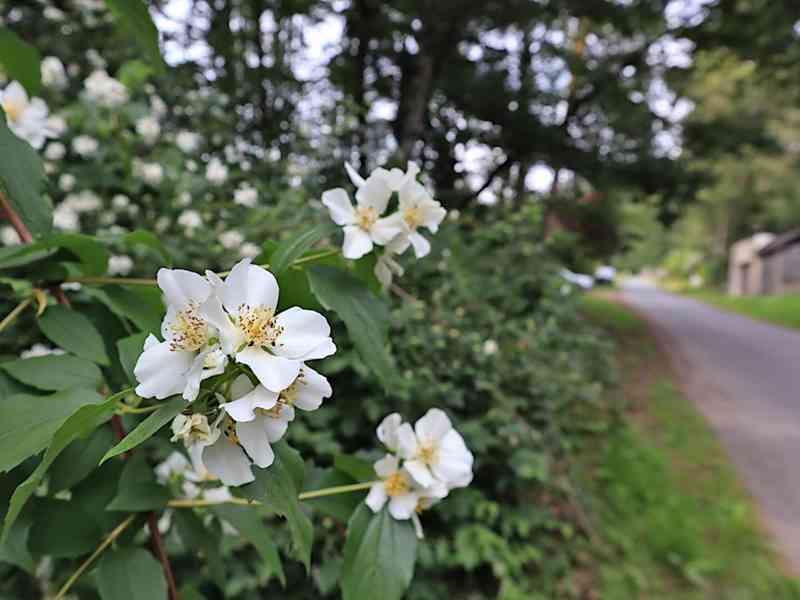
<box><xmin>134</xmin><ymin>336</ymin><xmax>195</xmax><ymax>399</ymax></box>
<box><xmin>407</xmin><ymin>231</ymin><xmax>431</xmax><ymax>259</ymax></box>
<box><xmin>273</xmin><ymin>307</ymin><xmax>332</xmax><ymax>359</ymax></box>
<box><xmin>236</xmin><ymin>420</ymin><xmax>275</xmax><ymax>468</ymax></box>
<box><xmin>321</xmin><ymin>188</ymin><xmax>356</xmax><ymax>226</ymax></box>
<box><xmin>355</xmin><ymin>175</ymin><xmax>392</xmax><ymax>214</ymax></box>
<box><xmin>303</xmin><ymin>339</ymin><xmax>337</xmax><ymax>361</ymax></box>
<box><xmin>202</xmin><ymin>439</ymin><xmax>254</xmax><ymax>486</ymax></box>
<box><xmin>365</xmin><ymin>483</ymin><xmax>388</xmax><ymax>513</ymax></box>
<box><xmin>342</xmin><ymin>226</ymin><xmax>373</xmax><ymax>259</ymax></box>
<box><xmin>344</xmin><ymin>162</ymin><xmax>366</xmax><ymax>188</ymax></box>
<box><xmin>222</xmin><ymin>396</ymin><xmax>257</xmax><ymax>422</ymax></box>
<box><xmin>415</xmin><ymin>408</ymin><xmax>452</xmax><ymax>442</ymax></box>
<box><xmin>374</xmin><ymin>454</ymin><xmax>400</xmax><ymax>478</ymax></box>
<box><xmin>388</xmin><ymin>493</ymin><xmax>418</xmax><ymax>520</ymax></box>
<box><xmin>261</xmin><ymin>408</ymin><xmax>292</xmax><ymax>442</ymax></box>
<box><xmin>370</xmin><ymin>214</ymin><xmax>405</xmax><ymax>245</ymax></box>
<box><xmin>395</xmin><ymin>423</ymin><xmax>419</xmax><ymax>459</ymax></box>
<box><xmin>157</xmin><ymin>268</ymin><xmax>211</xmax><ymax>309</ymax></box>
<box><xmin>221</xmin><ymin>259</ymin><xmax>279</xmax><ymax>315</ymax></box>
<box><xmin>404</xmin><ymin>459</ymin><xmax>434</xmax><ymax>488</ymax></box>
<box><xmin>236</xmin><ymin>346</ymin><xmax>301</xmax><ymax>392</ymax></box>
<box><xmin>377</xmin><ymin>413</ymin><xmax>403</xmax><ymax>452</ymax></box>
<box><xmin>292</xmin><ymin>365</ymin><xmax>331</xmax><ymax>411</ymax></box>
<box><xmin>200</xmin><ymin>295</ymin><xmax>241</xmax><ymax>354</ymax></box>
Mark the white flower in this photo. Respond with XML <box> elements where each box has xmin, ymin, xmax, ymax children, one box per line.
<box><xmin>175</xmin><ymin>130</ymin><xmax>200</xmax><ymax>153</ymax></box>
<box><xmin>171</xmin><ymin>413</ymin><xmax>217</xmax><ymax>446</ymax></box>
<box><xmin>135</xmin><ymin>160</ymin><xmax>164</xmax><ymax>186</ymax></box>
<box><xmin>150</xmin><ymin>95</ymin><xmax>167</xmax><ymax>118</ymax></box>
<box><xmin>84</xmin><ymin>70</ymin><xmax>128</xmax><ymax>107</ymax></box>
<box><xmin>0</xmin><ymin>81</ymin><xmax>53</xmax><ymax>149</ymax></box>
<box><xmin>376</xmin><ymin>413</ymin><xmax>404</xmax><ymax>452</ymax></box>
<box><xmin>321</xmin><ymin>165</ymin><xmax>405</xmax><ymax>260</ymax></box>
<box><xmin>220</xmin><ymin>230</ymin><xmax>244</xmax><ymax>250</ymax></box>
<box><xmin>0</xmin><ymin>225</ymin><xmax>20</xmax><ymax>246</ymax></box>
<box><xmin>482</xmin><ymin>340</ymin><xmax>498</xmax><ymax>356</ymax></box>
<box><xmin>396</xmin><ymin>408</ymin><xmax>473</xmax><ymax>490</ymax></box>
<box><xmin>205</xmin><ymin>158</ymin><xmax>228</xmax><ymax>184</ymax></box>
<box><xmin>392</xmin><ymin>173</ymin><xmax>446</xmax><ymax>259</ymax></box>
<box><xmin>71</xmin><ymin>135</ymin><xmax>99</xmax><ymax>156</ymax></box>
<box><xmin>239</xmin><ymin>243</ymin><xmax>260</xmax><ymax>258</ymax></box>
<box><xmin>20</xmin><ymin>343</ymin><xmax>66</xmax><ymax>359</ymax></box>
<box><xmin>112</xmin><ymin>194</ymin><xmax>130</xmax><ymax>209</ymax></box>
<box><xmin>365</xmin><ymin>455</ymin><xmax>436</xmax><ymax>520</ymax></box>
<box><xmin>178</xmin><ymin>210</ymin><xmax>202</xmax><ymax>230</ymax></box>
<box><xmin>203</xmin><ymin>259</ymin><xmax>336</xmax><ymax>392</ymax></box>
<box><xmin>134</xmin><ymin>269</ymin><xmax>228</xmax><ymax>401</ymax></box>
<box><xmin>44</xmin><ymin>142</ymin><xmax>66</xmax><ymax>161</ymax></box>
<box><xmin>64</xmin><ymin>190</ymin><xmax>101</xmax><ymax>212</ymax></box>
<box><xmin>58</xmin><ymin>173</ymin><xmax>76</xmax><ymax>192</ymax></box>
<box><xmin>41</xmin><ymin>57</ymin><xmax>68</xmax><ymax>89</ymax></box>
<box><xmin>155</xmin><ymin>216</ymin><xmax>171</xmax><ymax>233</ymax></box>
<box><xmin>374</xmin><ymin>235</ymin><xmax>406</xmax><ymax>290</ymax></box>
<box><xmin>46</xmin><ymin>115</ymin><xmax>67</xmax><ymax>136</ymax></box>
<box><xmin>155</xmin><ymin>451</ymin><xmax>232</xmax><ymax>500</ymax></box>
<box><xmin>136</xmin><ymin>115</ymin><xmax>160</xmax><ymax>144</ymax></box>
<box><xmin>233</xmin><ymin>184</ymin><xmax>258</xmax><ymax>208</ymax></box>
<box><xmin>108</xmin><ymin>255</ymin><xmax>134</xmax><ymax>276</ymax></box>
<box><xmin>53</xmin><ymin>205</ymin><xmax>80</xmax><ymax>231</ymax></box>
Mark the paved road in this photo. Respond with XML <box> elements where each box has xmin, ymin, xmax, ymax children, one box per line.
<box><xmin>622</xmin><ymin>282</ymin><xmax>800</xmax><ymax>572</ymax></box>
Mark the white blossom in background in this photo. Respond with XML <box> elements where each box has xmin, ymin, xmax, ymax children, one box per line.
<box><xmin>205</xmin><ymin>158</ymin><xmax>228</xmax><ymax>184</ymax></box>
<box><xmin>84</xmin><ymin>70</ymin><xmax>128</xmax><ymax>107</ymax></box>
<box><xmin>321</xmin><ymin>166</ymin><xmax>405</xmax><ymax>259</ymax></box>
<box><xmin>44</xmin><ymin>142</ymin><xmax>66</xmax><ymax>161</ymax></box>
<box><xmin>178</xmin><ymin>210</ymin><xmax>203</xmax><ymax>231</ymax></box>
<box><xmin>20</xmin><ymin>343</ymin><xmax>66</xmax><ymax>359</ymax></box>
<box><xmin>220</xmin><ymin>230</ymin><xmax>244</xmax><ymax>250</ymax></box>
<box><xmin>64</xmin><ymin>190</ymin><xmax>102</xmax><ymax>212</ymax></box>
<box><xmin>134</xmin><ymin>160</ymin><xmax>164</xmax><ymax>186</ymax></box>
<box><xmin>135</xmin><ymin>115</ymin><xmax>160</xmax><ymax>144</ymax></box>
<box><xmin>41</xmin><ymin>57</ymin><xmax>68</xmax><ymax>89</ymax></box>
<box><xmin>233</xmin><ymin>184</ymin><xmax>258</xmax><ymax>207</ymax></box>
<box><xmin>134</xmin><ymin>268</ymin><xmax>227</xmax><ymax>402</ymax></box>
<box><xmin>482</xmin><ymin>339</ymin><xmax>498</xmax><ymax>356</ymax></box>
<box><xmin>0</xmin><ymin>226</ymin><xmax>21</xmax><ymax>246</ymax></box>
<box><xmin>58</xmin><ymin>173</ymin><xmax>76</xmax><ymax>192</ymax></box>
<box><xmin>71</xmin><ymin>134</ymin><xmax>99</xmax><ymax>157</ymax></box>
<box><xmin>108</xmin><ymin>255</ymin><xmax>134</xmax><ymax>276</ymax></box>
<box><xmin>203</xmin><ymin>259</ymin><xmax>336</xmax><ymax>393</ymax></box>
<box><xmin>0</xmin><ymin>81</ymin><xmax>54</xmax><ymax>149</ymax></box>
<box><xmin>53</xmin><ymin>205</ymin><xmax>80</xmax><ymax>231</ymax></box>
<box><xmin>366</xmin><ymin>409</ymin><xmax>473</xmax><ymax>536</ymax></box>
<box><xmin>44</xmin><ymin>6</ymin><xmax>65</xmax><ymax>20</ymax></box>
<box><xmin>150</xmin><ymin>95</ymin><xmax>168</xmax><ymax>118</ymax></box>
<box><xmin>46</xmin><ymin>115</ymin><xmax>67</xmax><ymax>137</ymax></box>
<box><xmin>155</xmin><ymin>216</ymin><xmax>171</xmax><ymax>233</ymax></box>
<box><xmin>111</xmin><ymin>194</ymin><xmax>130</xmax><ymax>209</ymax></box>
<box><xmin>239</xmin><ymin>243</ymin><xmax>260</xmax><ymax>258</ymax></box>
<box><xmin>155</xmin><ymin>451</ymin><xmax>232</xmax><ymax>502</ymax></box>
<box><xmin>186</xmin><ymin>160</ymin><xmax>198</xmax><ymax>173</ymax></box>
<box><xmin>175</xmin><ymin>130</ymin><xmax>200</xmax><ymax>153</ymax></box>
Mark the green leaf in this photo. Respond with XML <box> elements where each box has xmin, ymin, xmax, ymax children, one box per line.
<box><xmin>2</xmin><ymin>397</ymin><xmax>115</xmax><ymax>539</ymax></box>
<box><xmin>102</xmin><ymin>0</ymin><xmax>165</xmax><ymax>72</ymax></box>
<box><xmin>86</xmin><ymin>285</ymin><xmax>164</xmax><ymax>334</ymax></box>
<box><xmin>0</xmin><ymin>28</ymin><xmax>41</xmax><ymax>95</ymax></box>
<box><xmin>107</xmin><ymin>453</ymin><xmax>170</xmax><ymax>512</ymax></box>
<box><xmin>38</xmin><ymin>305</ymin><xmax>110</xmax><ymax>366</ymax></box>
<box><xmin>43</xmin><ymin>233</ymin><xmax>110</xmax><ymax>276</ymax></box>
<box><xmin>0</xmin><ymin>244</ymin><xmax>55</xmax><ymax>270</ymax></box>
<box><xmin>96</xmin><ymin>546</ymin><xmax>168</xmax><ymax>600</ymax></box>
<box><xmin>211</xmin><ymin>505</ymin><xmax>285</xmax><ymax>585</ymax></box>
<box><xmin>0</xmin><ymin>510</ymin><xmax>34</xmax><ymax>572</ymax></box>
<box><xmin>341</xmin><ymin>505</ymin><xmax>418</xmax><ymax>600</ymax></box>
<box><xmin>307</xmin><ymin>265</ymin><xmax>397</xmax><ymax>387</ymax></box>
<box><xmin>49</xmin><ymin>426</ymin><xmax>116</xmax><ymax>492</ymax></box>
<box><xmin>270</xmin><ymin>223</ymin><xmax>337</xmax><ymax>275</ymax></box>
<box><xmin>0</xmin><ymin>387</ymin><xmax>104</xmax><ymax>473</ymax></box>
<box><xmin>0</xmin><ymin>106</ymin><xmax>50</xmax><ymax>236</ymax></box>
<box><xmin>28</xmin><ymin>497</ymin><xmax>106</xmax><ymax>557</ymax></box>
<box><xmin>303</xmin><ymin>467</ymin><xmax>361</xmax><ymax>521</ymax></box>
<box><xmin>117</xmin><ymin>332</ymin><xmax>148</xmax><ymax>384</ymax></box>
<box><xmin>334</xmin><ymin>454</ymin><xmax>375</xmax><ymax>482</ymax></box>
<box><xmin>101</xmin><ymin>397</ymin><xmax>184</xmax><ymax>464</ymax></box>
<box><xmin>1</xmin><ymin>354</ymin><xmax>103</xmax><ymax>391</ymax></box>
<box><xmin>239</xmin><ymin>441</ymin><xmax>313</xmax><ymax>570</ymax></box>
<box><xmin>121</xmin><ymin>229</ymin><xmax>172</xmax><ymax>265</ymax></box>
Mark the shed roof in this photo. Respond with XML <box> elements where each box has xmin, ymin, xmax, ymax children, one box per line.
<box><xmin>758</xmin><ymin>228</ymin><xmax>800</xmax><ymax>257</ymax></box>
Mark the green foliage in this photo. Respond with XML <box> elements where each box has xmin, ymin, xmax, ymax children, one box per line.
<box><xmin>0</xmin><ymin>28</ymin><xmax>40</xmax><ymax>95</ymax></box>
<box><xmin>38</xmin><ymin>304</ymin><xmax>110</xmax><ymax>365</ymax></box>
<box><xmin>1</xmin><ymin>354</ymin><xmax>103</xmax><ymax>391</ymax></box>
<box><xmin>101</xmin><ymin>397</ymin><xmax>183</xmax><ymax>463</ymax></box>
<box><xmin>107</xmin><ymin>454</ymin><xmax>170</xmax><ymax>511</ymax></box>
<box><xmin>270</xmin><ymin>223</ymin><xmax>337</xmax><ymax>275</ymax></box>
<box><xmin>96</xmin><ymin>546</ymin><xmax>168</xmax><ymax>600</ymax></box>
<box><xmin>341</xmin><ymin>505</ymin><xmax>418</xmax><ymax>600</ymax></box>
<box><xmin>101</xmin><ymin>0</ymin><xmax>165</xmax><ymax>72</ymax></box>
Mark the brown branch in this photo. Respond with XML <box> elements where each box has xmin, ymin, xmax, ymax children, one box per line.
<box><xmin>0</xmin><ymin>191</ymin><xmax>33</xmax><ymax>243</ymax></box>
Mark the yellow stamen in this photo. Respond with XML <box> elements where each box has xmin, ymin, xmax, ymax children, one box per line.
<box><xmin>222</xmin><ymin>417</ymin><xmax>240</xmax><ymax>445</ymax></box>
<box><xmin>1</xmin><ymin>99</ymin><xmax>24</xmax><ymax>123</ymax></box>
<box><xmin>418</xmin><ymin>443</ymin><xmax>438</xmax><ymax>466</ymax></box>
<box><xmin>385</xmin><ymin>472</ymin><xmax>411</xmax><ymax>497</ymax></box>
<box><xmin>238</xmin><ymin>304</ymin><xmax>283</xmax><ymax>348</ymax></box>
<box><xmin>403</xmin><ymin>206</ymin><xmax>422</xmax><ymax>229</ymax></box>
<box><xmin>169</xmin><ymin>303</ymin><xmax>209</xmax><ymax>352</ymax></box>
<box><xmin>356</xmin><ymin>206</ymin><xmax>378</xmax><ymax>230</ymax></box>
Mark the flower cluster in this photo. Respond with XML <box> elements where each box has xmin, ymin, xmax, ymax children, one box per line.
<box><xmin>366</xmin><ymin>409</ymin><xmax>474</xmax><ymax>536</ymax></box>
<box><xmin>133</xmin><ymin>258</ymin><xmax>336</xmax><ymax>485</ymax></box>
<box><xmin>0</xmin><ymin>81</ymin><xmax>58</xmax><ymax>149</ymax></box>
<box><xmin>322</xmin><ymin>163</ymin><xmax>447</xmax><ymax>289</ymax></box>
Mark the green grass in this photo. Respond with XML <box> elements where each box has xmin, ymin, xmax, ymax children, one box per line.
<box><xmin>579</xmin><ymin>294</ymin><xmax>800</xmax><ymax>599</ymax></box>
<box><xmin>685</xmin><ymin>289</ymin><xmax>800</xmax><ymax>330</ymax></box>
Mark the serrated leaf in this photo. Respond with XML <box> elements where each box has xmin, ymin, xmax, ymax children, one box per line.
<box><xmin>117</xmin><ymin>332</ymin><xmax>148</xmax><ymax>384</ymax></box>
<box><xmin>0</xmin><ymin>106</ymin><xmax>50</xmax><ymax>236</ymax></box>
<box><xmin>307</xmin><ymin>265</ymin><xmax>397</xmax><ymax>388</ymax></box>
<box><xmin>1</xmin><ymin>396</ymin><xmax>115</xmax><ymax>539</ymax></box>
<box><xmin>96</xmin><ymin>546</ymin><xmax>168</xmax><ymax>600</ymax></box>
<box><xmin>0</xmin><ymin>387</ymin><xmax>104</xmax><ymax>473</ymax></box>
<box><xmin>341</xmin><ymin>505</ymin><xmax>418</xmax><ymax>600</ymax></box>
<box><xmin>101</xmin><ymin>397</ymin><xmax>184</xmax><ymax>464</ymax></box>
<box><xmin>38</xmin><ymin>305</ymin><xmax>110</xmax><ymax>366</ymax></box>
<box><xmin>270</xmin><ymin>223</ymin><xmax>337</xmax><ymax>275</ymax></box>
<box><xmin>102</xmin><ymin>0</ymin><xmax>165</xmax><ymax>72</ymax></box>
<box><xmin>0</xmin><ymin>28</ymin><xmax>41</xmax><ymax>95</ymax></box>
<box><xmin>211</xmin><ymin>505</ymin><xmax>285</xmax><ymax>585</ymax></box>
<box><xmin>239</xmin><ymin>441</ymin><xmax>313</xmax><ymax>570</ymax></box>
<box><xmin>1</xmin><ymin>354</ymin><xmax>103</xmax><ymax>391</ymax></box>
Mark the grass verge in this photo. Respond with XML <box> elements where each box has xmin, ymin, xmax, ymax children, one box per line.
<box><xmin>682</xmin><ymin>289</ymin><xmax>800</xmax><ymax>330</ymax></box>
<box><xmin>577</xmin><ymin>292</ymin><xmax>800</xmax><ymax>599</ymax></box>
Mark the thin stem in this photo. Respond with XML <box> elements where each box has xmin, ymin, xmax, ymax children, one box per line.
<box><xmin>54</xmin><ymin>514</ymin><xmax>137</xmax><ymax>600</ymax></box>
<box><xmin>116</xmin><ymin>401</ymin><xmax>162</xmax><ymax>415</ymax></box>
<box><xmin>0</xmin><ymin>296</ymin><xmax>33</xmax><ymax>334</ymax></box>
<box><xmin>291</xmin><ymin>249</ymin><xmax>338</xmax><ymax>266</ymax></box>
<box><xmin>166</xmin><ymin>481</ymin><xmax>378</xmax><ymax>509</ymax></box>
<box><xmin>0</xmin><ymin>191</ymin><xmax>33</xmax><ymax>243</ymax></box>
<box><xmin>148</xmin><ymin>513</ymin><xmax>178</xmax><ymax>600</ymax></box>
<box><xmin>64</xmin><ymin>276</ymin><xmax>158</xmax><ymax>286</ymax></box>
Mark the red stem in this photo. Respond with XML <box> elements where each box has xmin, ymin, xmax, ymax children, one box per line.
<box><xmin>1</xmin><ymin>191</ymin><xmax>178</xmax><ymax>599</ymax></box>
